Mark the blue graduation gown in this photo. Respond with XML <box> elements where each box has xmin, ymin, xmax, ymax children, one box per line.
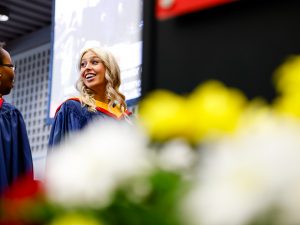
<box><xmin>0</xmin><ymin>99</ymin><xmax>33</xmax><ymax>195</ymax></box>
<box><xmin>48</xmin><ymin>99</ymin><xmax>129</xmax><ymax>148</ymax></box>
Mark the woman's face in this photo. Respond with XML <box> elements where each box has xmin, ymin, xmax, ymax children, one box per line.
<box><xmin>80</xmin><ymin>50</ymin><xmax>107</xmax><ymax>94</ymax></box>
<box><xmin>0</xmin><ymin>49</ymin><xmax>15</xmax><ymax>96</ymax></box>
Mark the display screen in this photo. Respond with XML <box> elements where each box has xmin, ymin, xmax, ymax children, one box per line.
<box><xmin>49</xmin><ymin>0</ymin><xmax>143</xmax><ymax>118</ymax></box>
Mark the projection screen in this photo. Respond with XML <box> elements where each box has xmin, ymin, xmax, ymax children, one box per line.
<box><xmin>48</xmin><ymin>0</ymin><xmax>143</xmax><ymax>119</ymax></box>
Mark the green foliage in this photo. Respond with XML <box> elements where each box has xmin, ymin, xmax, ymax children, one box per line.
<box><xmin>99</xmin><ymin>170</ymin><xmax>188</xmax><ymax>225</ymax></box>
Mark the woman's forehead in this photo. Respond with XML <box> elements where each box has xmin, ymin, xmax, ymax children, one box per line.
<box><xmin>81</xmin><ymin>50</ymin><xmax>99</xmax><ymax>59</ymax></box>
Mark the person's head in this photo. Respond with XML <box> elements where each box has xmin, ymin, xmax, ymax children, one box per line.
<box><xmin>0</xmin><ymin>44</ymin><xmax>15</xmax><ymax>97</ymax></box>
<box><xmin>76</xmin><ymin>47</ymin><xmax>126</xmax><ymax>112</ymax></box>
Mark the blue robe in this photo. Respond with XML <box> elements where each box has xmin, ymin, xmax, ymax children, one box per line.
<box><xmin>48</xmin><ymin>98</ymin><xmax>130</xmax><ymax>148</ymax></box>
<box><xmin>0</xmin><ymin>99</ymin><xmax>33</xmax><ymax>195</ymax></box>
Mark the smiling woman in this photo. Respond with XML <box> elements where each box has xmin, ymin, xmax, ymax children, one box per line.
<box><xmin>79</xmin><ymin>51</ymin><xmax>108</xmax><ymax>103</ymax></box>
<box><xmin>49</xmin><ymin>0</ymin><xmax>142</xmax><ymax>120</ymax></box>
<box><xmin>48</xmin><ymin>46</ymin><xmax>132</xmax><ymax>149</ymax></box>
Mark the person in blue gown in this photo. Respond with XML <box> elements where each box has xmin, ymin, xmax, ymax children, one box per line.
<box><xmin>0</xmin><ymin>44</ymin><xmax>33</xmax><ymax>195</ymax></box>
<box><xmin>48</xmin><ymin>46</ymin><xmax>131</xmax><ymax>148</ymax></box>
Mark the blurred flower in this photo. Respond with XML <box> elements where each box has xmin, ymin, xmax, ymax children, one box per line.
<box><xmin>0</xmin><ymin>172</ymin><xmax>45</xmax><ymax>223</ymax></box>
<box><xmin>139</xmin><ymin>81</ymin><xmax>247</xmax><ymax>145</ymax></box>
<box><xmin>277</xmin><ymin>179</ymin><xmax>300</xmax><ymax>225</ymax></box>
<box><xmin>273</xmin><ymin>56</ymin><xmax>300</xmax><ymax>118</ymax></box>
<box><xmin>273</xmin><ymin>55</ymin><xmax>300</xmax><ymax>224</ymax></box>
<box><xmin>49</xmin><ymin>213</ymin><xmax>103</xmax><ymax>225</ymax></box>
<box><xmin>156</xmin><ymin>139</ymin><xmax>196</xmax><ymax>173</ymax></box>
<box><xmin>188</xmin><ymin>80</ymin><xmax>247</xmax><ymax>143</ymax></box>
<box><xmin>45</xmin><ymin>120</ymin><xmax>152</xmax><ymax>209</ymax></box>
<box><xmin>273</xmin><ymin>93</ymin><xmax>300</xmax><ymax>118</ymax></box>
<box><xmin>273</xmin><ymin>55</ymin><xmax>300</xmax><ymax>95</ymax></box>
<box><xmin>138</xmin><ymin>90</ymin><xmax>191</xmax><ymax>142</ymax></box>
<box><xmin>182</xmin><ymin>112</ymin><xmax>300</xmax><ymax>225</ymax></box>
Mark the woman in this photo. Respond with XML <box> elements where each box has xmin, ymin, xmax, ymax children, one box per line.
<box><xmin>0</xmin><ymin>45</ymin><xmax>33</xmax><ymax>195</ymax></box>
<box><xmin>48</xmin><ymin>47</ymin><xmax>131</xmax><ymax>147</ymax></box>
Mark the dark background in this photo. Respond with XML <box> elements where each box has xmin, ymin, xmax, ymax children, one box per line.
<box><xmin>142</xmin><ymin>0</ymin><xmax>300</xmax><ymax>101</ymax></box>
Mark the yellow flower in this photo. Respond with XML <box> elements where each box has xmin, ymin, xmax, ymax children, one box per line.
<box><xmin>48</xmin><ymin>213</ymin><xmax>102</xmax><ymax>225</ymax></box>
<box><xmin>273</xmin><ymin>93</ymin><xmax>300</xmax><ymax>119</ymax></box>
<box><xmin>273</xmin><ymin>55</ymin><xmax>300</xmax><ymax>95</ymax></box>
<box><xmin>138</xmin><ymin>90</ymin><xmax>191</xmax><ymax>142</ymax></box>
<box><xmin>239</xmin><ymin>98</ymin><xmax>271</xmax><ymax>127</ymax></box>
<box><xmin>138</xmin><ymin>81</ymin><xmax>247</xmax><ymax>144</ymax></box>
<box><xmin>188</xmin><ymin>80</ymin><xmax>247</xmax><ymax>142</ymax></box>
<box><xmin>272</xmin><ymin>55</ymin><xmax>300</xmax><ymax>118</ymax></box>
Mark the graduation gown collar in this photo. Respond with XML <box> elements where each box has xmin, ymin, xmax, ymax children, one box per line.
<box><xmin>56</xmin><ymin>97</ymin><xmax>131</xmax><ymax>120</ymax></box>
<box><xmin>0</xmin><ymin>97</ymin><xmax>4</xmax><ymax>109</ymax></box>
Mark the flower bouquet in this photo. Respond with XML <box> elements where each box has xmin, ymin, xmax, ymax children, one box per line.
<box><xmin>2</xmin><ymin>56</ymin><xmax>300</xmax><ymax>225</ymax></box>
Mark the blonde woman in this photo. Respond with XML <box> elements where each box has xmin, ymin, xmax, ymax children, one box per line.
<box><xmin>48</xmin><ymin>47</ymin><xmax>131</xmax><ymax>147</ymax></box>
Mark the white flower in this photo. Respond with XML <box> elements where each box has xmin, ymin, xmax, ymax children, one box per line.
<box><xmin>45</xmin><ymin>120</ymin><xmax>152</xmax><ymax>208</ymax></box>
<box><xmin>182</xmin><ymin>113</ymin><xmax>300</xmax><ymax>225</ymax></box>
<box><xmin>278</xmin><ymin>179</ymin><xmax>300</xmax><ymax>225</ymax></box>
<box><xmin>157</xmin><ymin>139</ymin><xmax>196</xmax><ymax>172</ymax></box>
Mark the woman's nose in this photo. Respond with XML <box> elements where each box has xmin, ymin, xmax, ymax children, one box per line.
<box><xmin>85</xmin><ymin>62</ymin><xmax>93</xmax><ymax>69</ymax></box>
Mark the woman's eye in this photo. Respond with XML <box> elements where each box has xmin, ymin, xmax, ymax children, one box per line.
<box><xmin>80</xmin><ymin>62</ymin><xmax>87</xmax><ymax>67</ymax></box>
<box><xmin>92</xmin><ymin>60</ymin><xmax>99</xmax><ymax>65</ymax></box>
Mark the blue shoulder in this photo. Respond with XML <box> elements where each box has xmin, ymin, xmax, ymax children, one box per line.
<box><xmin>1</xmin><ymin>102</ymin><xmax>21</xmax><ymax>114</ymax></box>
<box><xmin>56</xmin><ymin>99</ymin><xmax>88</xmax><ymax>118</ymax></box>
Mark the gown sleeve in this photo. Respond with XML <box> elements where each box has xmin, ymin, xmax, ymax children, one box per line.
<box><xmin>0</xmin><ymin>105</ymin><xmax>33</xmax><ymax>195</ymax></box>
<box><xmin>48</xmin><ymin>100</ymin><xmax>87</xmax><ymax>148</ymax></box>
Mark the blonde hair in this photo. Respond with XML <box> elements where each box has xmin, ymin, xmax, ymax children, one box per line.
<box><xmin>76</xmin><ymin>47</ymin><xmax>127</xmax><ymax>114</ymax></box>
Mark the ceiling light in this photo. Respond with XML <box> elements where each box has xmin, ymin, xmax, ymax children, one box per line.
<box><xmin>0</xmin><ymin>5</ymin><xmax>9</xmax><ymax>22</ymax></box>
